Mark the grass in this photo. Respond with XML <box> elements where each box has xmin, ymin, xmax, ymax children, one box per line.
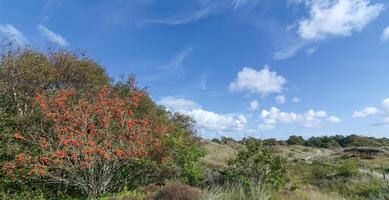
<box><xmin>274</xmin><ymin>186</ymin><xmax>347</xmax><ymax>200</ymax></box>
<box><xmin>199</xmin><ymin>140</ymin><xmax>238</xmax><ymax>169</ymax></box>
<box><xmin>199</xmin><ymin>184</ymin><xmax>270</xmax><ymax>200</ymax></box>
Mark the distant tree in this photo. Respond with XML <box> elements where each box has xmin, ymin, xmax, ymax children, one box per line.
<box><xmin>287</xmin><ymin>135</ymin><xmax>305</xmax><ymax>146</ymax></box>
<box><xmin>211</xmin><ymin>138</ymin><xmax>221</xmax><ymax>144</ymax></box>
<box><xmin>262</xmin><ymin>138</ymin><xmax>280</xmax><ymax>146</ymax></box>
<box><xmin>220</xmin><ymin>137</ymin><xmax>236</xmax><ymax>145</ymax></box>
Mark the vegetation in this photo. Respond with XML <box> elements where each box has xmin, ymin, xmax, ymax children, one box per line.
<box><xmin>1</xmin><ymin>47</ymin><xmax>388</xmax><ymax>199</ymax></box>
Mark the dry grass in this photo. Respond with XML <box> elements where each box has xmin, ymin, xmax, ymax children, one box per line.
<box><xmin>199</xmin><ymin>140</ymin><xmax>238</xmax><ymax>169</ymax></box>
<box><xmin>274</xmin><ymin>186</ymin><xmax>347</xmax><ymax>200</ymax></box>
<box><xmin>199</xmin><ymin>184</ymin><xmax>270</xmax><ymax>200</ymax></box>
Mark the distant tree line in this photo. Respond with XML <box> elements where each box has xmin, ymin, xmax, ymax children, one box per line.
<box><xmin>212</xmin><ymin>134</ymin><xmax>389</xmax><ymax>148</ymax></box>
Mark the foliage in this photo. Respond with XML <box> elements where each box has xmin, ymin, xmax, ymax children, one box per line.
<box><xmin>163</xmin><ymin>113</ymin><xmax>206</xmax><ymax>186</ymax></box>
<box><xmin>220</xmin><ymin>139</ymin><xmax>289</xmax><ymax>190</ymax></box>
<box><xmin>287</xmin><ymin>135</ymin><xmax>305</xmax><ymax>146</ymax></box>
<box><xmin>0</xmin><ymin>49</ymin><xmax>109</xmax><ymax>117</ymax></box>
<box><xmin>335</xmin><ymin>160</ymin><xmax>359</xmax><ymax>178</ymax></box>
<box><xmin>0</xmin><ymin>49</ymin><xmax>206</xmax><ymax>199</ymax></box>
<box><xmin>2</xmin><ymin>87</ymin><xmax>170</xmax><ymax>197</ymax></box>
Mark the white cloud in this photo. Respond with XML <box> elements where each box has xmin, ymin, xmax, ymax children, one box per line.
<box><xmin>381</xmin><ymin>26</ymin><xmax>389</xmax><ymax>42</ymax></box>
<box><xmin>275</xmin><ymin>95</ymin><xmax>286</xmax><ymax>104</ymax></box>
<box><xmin>145</xmin><ymin>0</ymin><xmax>257</xmax><ymax>25</ymax></box>
<box><xmin>352</xmin><ymin>98</ymin><xmax>389</xmax><ymax>125</ymax></box>
<box><xmin>306</xmin><ymin>46</ymin><xmax>318</xmax><ymax>54</ymax></box>
<box><xmin>249</xmin><ymin>100</ymin><xmax>259</xmax><ymax>111</ymax></box>
<box><xmin>158</xmin><ymin>96</ymin><xmax>247</xmax><ymax>132</ymax></box>
<box><xmin>37</xmin><ymin>25</ymin><xmax>69</xmax><ymax>47</ymax></box>
<box><xmin>158</xmin><ymin>96</ymin><xmax>201</xmax><ymax>112</ymax></box>
<box><xmin>260</xmin><ymin>107</ymin><xmax>336</xmax><ymax>129</ymax></box>
<box><xmin>229</xmin><ymin>66</ymin><xmax>286</xmax><ymax>96</ymax></box>
<box><xmin>327</xmin><ymin>115</ymin><xmax>341</xmax><ymax>123</ymax></box>
<box><xmin>187</xmin><ymin>109</ymin><xmax>247</xmax><ymax>132</ymax></box>
<box><xmin>273</xmin><ymin>42</ymin><xmax>306</xmax><ymax>60</ymax></box>
<box><xmin>296</xmin><ymin>0</ymin><xmax>384</xmax><ymax>41</ymax></box>
<box><xmin>382</xmin><ymin>98</ymin><xmax>389</xmax><ymax>110</ymax></box>
<box><xmin>0</xmin><ymin>24</ymin><xmax>28</xmax><ymax>45</ymax></box>
<box><xmin>377</xmin><ymin>98</ymin><xmax>389</xmax><ymax>125</ymax></box>
<box><xmin>291</xmin><ymin>97</ymin><xmax>301</xmax><ymax>103</ymax></box>
<box><xmin>352</xmin><ymin>106</ymin><xmax>378</xmax><ymax>118</ymax></box>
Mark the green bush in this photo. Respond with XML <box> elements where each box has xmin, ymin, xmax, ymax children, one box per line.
<box><xmin>220</xmin><ymin>140</ymin><xmax>289</xmax><ymax>190</ymax></box>
<box><xmin>335</xmin><ymin>160</ymin><xmax>359</xmax><ymax>178</ymax></box>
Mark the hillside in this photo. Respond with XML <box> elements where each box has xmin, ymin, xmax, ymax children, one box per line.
<box><xmin>198</xmin><ymin>139</ymin><xmax>389</xmax><ymax>200</ymax></box>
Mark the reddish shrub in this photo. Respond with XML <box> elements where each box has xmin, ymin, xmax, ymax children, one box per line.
<box><xmin>3</xmin><ymin>87</ymin><xmax>171</xmax><ymax>197</ymax></box>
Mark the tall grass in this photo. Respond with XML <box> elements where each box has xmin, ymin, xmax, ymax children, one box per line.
<box><xmin>199</xmin><ymin>184</ymin><xmax>270</xmax><ymax>200</ymax></box>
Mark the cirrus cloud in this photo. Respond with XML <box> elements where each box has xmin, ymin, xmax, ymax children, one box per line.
<box><xmin>38</xmin><ymin>25</ymin><xmax>69</xmax><ymax>47</ymax></box>
<box><xmin>0</xmin><ymin>24</ymin><xmax>28</xmax><ymax>45</ymax></box>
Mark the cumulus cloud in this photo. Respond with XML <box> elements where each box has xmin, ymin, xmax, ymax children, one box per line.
<box><xmin>38</xmin><ymin>25</ymin><xmax>69</xmax><ymax>46</ymax></box>
<box><xmin>353</xmin><ymin>99</ymin><xmax>389</xmax><ymax>125</ymax></box>
<box><xmin>187</xmin><ymin>109</ymin><xmax>247</xmax><ymax>132</ymax></box>
<box><xmin>260</xmin><ymin>107</ymin><xmax>338</xmax><ymax>129</ymax></box>
<box><xmin>352</xmin><ymin>106</ymin><xmax>378</xmax><ymax>118</ymax></box>
<box><xmin>291</xmin><ymin>97</ymin><xmax>301</xmax><ymax>103</ymax></box>
<box><xmin>158</xmin><ymin>96</ymin><xmax>247</xmax><ymax>132</ymax></box>
<box><xmin>158</xmin><ymin>96</ymin><xmax>201</xmax><ymax>112</ymax></box>
<box><xmin>382</xmin><ymin>98</ymin><xmax>389</xmax><ymax>110</ymax></box>
<box><xmin>377</xmin><ymin>98</ymin><xmax>389</xmax><ymax>125</ymax></box>
<box><xmin>275</xmin><ymin>95</ymin><xmax>286</xmax><ymax>104</ymax></box>
<box><xmin>296</xmin><ymin>0</ymin><xmax>384</xmax><ymax>41</ymax></box>
<box><xmin>327</xmin><ymin>115</ymin><xmax>341</xmax><ymax>123</ymax></box>
<box><xmin>229</xmin><ymin>66</ymin><xmax>286</xmax><ymax>96</ymax></box>
<box><xmin>0</xmin><ymin>24</ymin><xmax>28</xmax><ymax>45</ymax></box>
<box><xmin>248</xmin><ymin>100</ymin><xmax>259</xmax><ymax>111</ymax></box>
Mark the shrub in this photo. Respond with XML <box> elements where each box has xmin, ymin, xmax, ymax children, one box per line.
<box><xmin>221</xmin><ymin>140</ymin><xmax>289</xmax><ymax>190</ymax></box>
<box><xmin>163</xmin><ymin>113</ymin><xmax>206</xmax><ymax>186</ymax></box>
<box><xmin>335</xmin><ymin>160</ymin><xmax>359</xmax><ymax>178</ymax></box>
<box><xmin>2</xmin><ymin>87</ymin><xmax>171</xmax><ymax>197</ymax></box>
<box><xmin>154</xmin><ymin>182</ymin><xmax>200</xmax><ymax>200</ymax></box>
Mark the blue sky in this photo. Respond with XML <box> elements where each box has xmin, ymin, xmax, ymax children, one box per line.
<box><xmin>1</xmin><ymin>0</ymin><xmax>389</xmax><ymax>139</ymax></box>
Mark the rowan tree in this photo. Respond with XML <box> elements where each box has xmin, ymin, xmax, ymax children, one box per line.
<box><xmin>2</xmin><ymin>86</ymin><xmax>169</xmax><ymax>197</ymax></box>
